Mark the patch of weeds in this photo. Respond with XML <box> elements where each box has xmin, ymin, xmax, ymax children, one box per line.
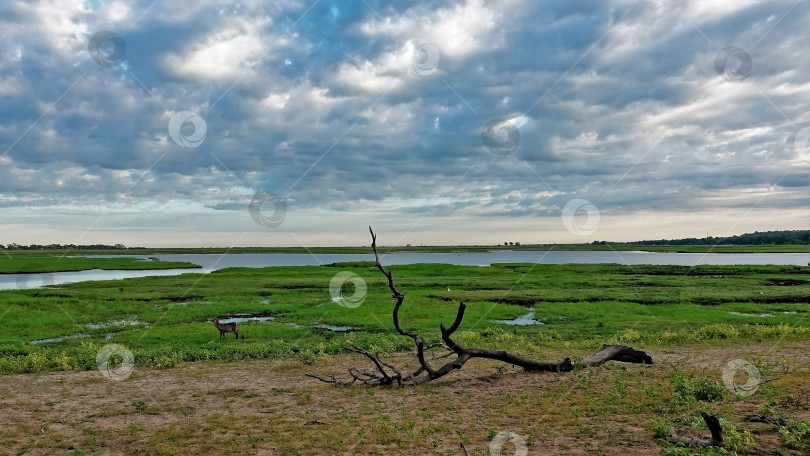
<box><xmin>396</xmin><ymin>419</ymin><xmax>415</xmax><ymax>439</ymax></box>
<box><xmin>721</xmin><ymin>420</ymin><xmax>755</xmax><ymax>451</ymax></box>
<box><xmin>454</xmin><ymin>427</ymin><xmax>468</xmax><ymax>443</ymax></box>
<box><xmin>130</xmin><ymin>399</ymin><xmax>160</xmax><ymax>415</ymax></box>
<box><xmin>486</xmin><ymin>428</ymin><xmax>497</xmax><ymax>440</ymax></box>
<box><xmin>526</xmin><ymin>431</ymin><xmax>536</xmax><ymax>448</ymax></box>
<box><xmin>779</xmin><ymin>419</ymin><xmax>810</xmax><ymax>451</ymax></box>
<box><xmin>660</xmin><ymin>447</ymin><xmax>734</xmax><ymax>455</ymax></box>
<box><xmin>132</xmin><ymin>400</ymin><xmax>147</xmax><ymax>412</ymax></box>
<box><xmin>293</xmin><ymin>391</ymin><xmax>312</xmax><ymax>405</ymax></box>
<box><xmin>671</xmin><ymin>368</ymin><xmax>726</xmax><ymax>404</ymax></box>
<box><xmin>650</xmin><ymin>418</ymin><xmax>672</xmax><ymax>440</ymax></box>
<box><xmin>247</xmin><ymin>432</ymin><xmax>268</xmax><ymax>448</ymax></box>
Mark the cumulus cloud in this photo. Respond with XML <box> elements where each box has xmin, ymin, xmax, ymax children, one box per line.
<box><xmin>0</xmin><ymin>0</ymin><xmax>807</xmax><ymax>246</ymax></box>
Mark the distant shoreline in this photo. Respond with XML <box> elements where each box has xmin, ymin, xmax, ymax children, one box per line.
<box><xmin>0</xmin><ymin>244</ymin><xmax>807</xmax><ymax>255</ymax></box>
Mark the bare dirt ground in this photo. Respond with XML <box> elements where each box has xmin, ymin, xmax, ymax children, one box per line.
<box><xmin>1</xmin><ymin>342</ymin><xmax>809</xmax><ymax>455</ymax></box>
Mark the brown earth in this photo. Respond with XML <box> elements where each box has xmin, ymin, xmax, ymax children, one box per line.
<box><xmin>1</xmin><ymin>342</ymin><xmax>809</xmax><ymax>455</ymax></box>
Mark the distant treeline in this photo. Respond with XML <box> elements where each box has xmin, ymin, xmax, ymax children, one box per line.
<box><xmin>1</xmin><ymin>230</ymin><xmax>806</xmax><ymax>250</ymax></box>
<box><xmin>0</xmin><ymin>243</ymin><xmax>145</xmax><ymax>250</ymax></box>
<box><xmin>593</xmin><ymin>230</ymin><xmax>809</xmax><ymax>246</ymax></box>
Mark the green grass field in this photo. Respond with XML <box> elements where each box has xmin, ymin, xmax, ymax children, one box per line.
<box><xmin>1</xmin><ymin>257</ymin><xmax>810</xmax><ymax>455</ymax></box>
<box><xmin>0</xmin><ymin>259</ymin><xmax>808</xmax><ymax>375</ymax></box>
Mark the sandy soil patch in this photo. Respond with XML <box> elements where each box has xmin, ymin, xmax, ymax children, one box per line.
<box><xmin>1</xmin><ymin>342</ymin><xmax>809</xmax><ymax>455</ymax></box>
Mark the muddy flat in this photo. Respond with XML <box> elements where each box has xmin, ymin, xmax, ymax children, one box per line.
<box><xmin>1</xmin><ymin>342</ymin><xmax>809</xmax><ymax>455</ymax></box>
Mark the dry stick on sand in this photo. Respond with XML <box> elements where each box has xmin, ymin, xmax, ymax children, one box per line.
<box><xmin>307</xmin><ymin>227</ymin><xmax>653</xmax><ymax>387</ymax></box>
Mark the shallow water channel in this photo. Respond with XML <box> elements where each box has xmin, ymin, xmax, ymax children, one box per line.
<box><xmin>3</xmin><ymin>251</ymin><xmax>807</xmax><ymax>291</ymax></box>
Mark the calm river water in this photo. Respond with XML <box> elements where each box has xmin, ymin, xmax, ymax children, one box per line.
<box><xmin>1</xmin><ymin>250</ymin><xmax>807</xmax><ymax>290</ymax></box>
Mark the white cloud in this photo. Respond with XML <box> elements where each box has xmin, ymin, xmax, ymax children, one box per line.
<box><xmin>360</xmin><ymin>0</ymin><xmax>516</xmax><ymax>57</ymax></box>
<box><xmin>163</xmin><ymin>15</ymin><xmax>275</xmax><ymax>82</ymax></box>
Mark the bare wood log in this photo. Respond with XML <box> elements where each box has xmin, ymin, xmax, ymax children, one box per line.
<box><xmin>309</xmin><ymin>227</ymin><xmax>653</xmax><ymax>387</ymax></box>
<box><xmin>581</xmin><ymin>344</ymin><xmax>653</xmax><ymax>367</ymax></box>
<box><xmin>744</xmin><ymin>414</ymin><xmax>787</xmax><ymax>426</ymax></box>
<box><xmin>669</xmin><ymin>412</ymin><xmax>724</xmax><ymax>447</ymax></box>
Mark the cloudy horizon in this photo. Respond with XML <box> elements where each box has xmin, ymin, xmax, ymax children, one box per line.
<box><xmin>1</xmin><ymin>0</ymin><xmax>808</xmax><ymax>247</ymax></box>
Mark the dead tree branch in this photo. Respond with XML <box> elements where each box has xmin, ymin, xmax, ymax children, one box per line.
<box><xmin>669</xmin><ymin>412</ymin><xmax>724</xmax><ymax>448</ymax></box>
<box><xmin>309</xmin><ymin>227</ymin><xmax>653</xmax><ymax>387</ymax></box>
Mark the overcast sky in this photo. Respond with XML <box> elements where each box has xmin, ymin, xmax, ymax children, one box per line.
<box><xmin>0</xmin><ymin>0</ymin><xmax>808</xmax><ymax>247</ymax></box>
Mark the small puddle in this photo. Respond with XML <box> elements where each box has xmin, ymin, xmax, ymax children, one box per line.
<box><xmin>31</xmin><ymin>317</ymin><xmax>146</xmax><ymax>344</ymax></box>
<box><xmin>31</xmin><ymin>333</ymin><xmax>90</xmax><ymax>345</ymax></box>
<box><xmin>155</xmin><ymin>300</ymin><xmax>211</xmax><ymax>311</ymax></box>
<box><xmin>87</xmin><ymin>317</ymin><xmax>142</xmax><ymax>330</ymax></box>
<box><xmin>312</xmin><ymin>324</ymin><xmax>357</xmax><ymax>332</ymax></box>
<box><xmin>729</xmin><ymin>311</ymin><xmax>774</xmax><ymax>317</ymax></box>
<box><xmin>491</xmin><ymin>309</ymin><xmax>545</xmax><ymax>326</ymax></box>
<box><xmin>213</xmin><ymin>315</ymin><xmax>354</xmax><ymax>332</ymax></box>
<box><xmin>217</xmin><ymin>314</ymin><xmax>275</xmax><ymax>324</ymax></box>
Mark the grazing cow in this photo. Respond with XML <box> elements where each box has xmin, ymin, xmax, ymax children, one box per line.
<box><xmin>213</xmin><ymin>317</ymin><xmax>239</xmax><ymax>339</ymax></box>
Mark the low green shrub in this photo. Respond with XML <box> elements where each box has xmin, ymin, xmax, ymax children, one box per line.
<box><xmin>779</xmin><ymin>420</ymin><xmax>810</xmax><ymax>450</ymax></box>
<box><xmin>671</xmin><ymin>369</ymin><xmax>726</xmax><ymax>403</ymax></box>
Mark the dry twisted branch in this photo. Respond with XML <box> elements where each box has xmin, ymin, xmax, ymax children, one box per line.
<box><xmin>309</xmin><ymin>227</ymin><xmax>652</xmax><ymax>387</ymax></box>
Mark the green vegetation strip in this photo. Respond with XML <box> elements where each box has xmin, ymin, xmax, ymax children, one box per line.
<box><xmin>0</xmin><ymin>255</ymin><xmax>200</xmax><ymax>274</ymax></box>
<box><xmin>0</xmin><ymin>262</ymin><xmax>807</xmax><ymax>374</ymax></box>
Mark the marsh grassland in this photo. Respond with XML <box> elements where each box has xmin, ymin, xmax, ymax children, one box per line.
<box><xmin>0</xmin><ymin>257</ymin><xmax>808</xmax><ymax>454</ymax></box>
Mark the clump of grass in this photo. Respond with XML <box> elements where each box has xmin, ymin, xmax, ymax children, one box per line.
<box><xmin>650</xmin><ymin>418</ymin><xmax>672</xmax><ymax>440</ymax></box>
<box><xmin>671</xmin><ymin>368</ymin><xmax>726</xmax><ymax>404</ymax></box>
<box><xmin>779</xmin><ymin>420</ymin><xmax>810</xmax><ymax>450</ymax></box>
<box><xmin>132</xmin><ymin>400</ymin><xmax>148</xmax><ymax>412</ymax></box>
<box><xmin>609</xmin><ymin>324</ymin><xmax>810</xmax><ymax>347</ymax></box>
<box><xmin>722</xmin><ymin>420</ymin><xmax>755</xmax><ymax>451</ymax></box>
<box><xmin>660</xmin><ymin>446</ymin><xmax>734</xmax><ymax>455</ymax></box>
<box><xmin>2</xmin><ymin>321</ymin><xmax>810</xmax><ymax>375</ymax></box>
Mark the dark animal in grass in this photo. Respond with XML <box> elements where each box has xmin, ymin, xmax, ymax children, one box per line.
<box><xmin>213</xmin><ymin>317</ymin><xmax>239</xmax><ymax>339</ymax></box>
